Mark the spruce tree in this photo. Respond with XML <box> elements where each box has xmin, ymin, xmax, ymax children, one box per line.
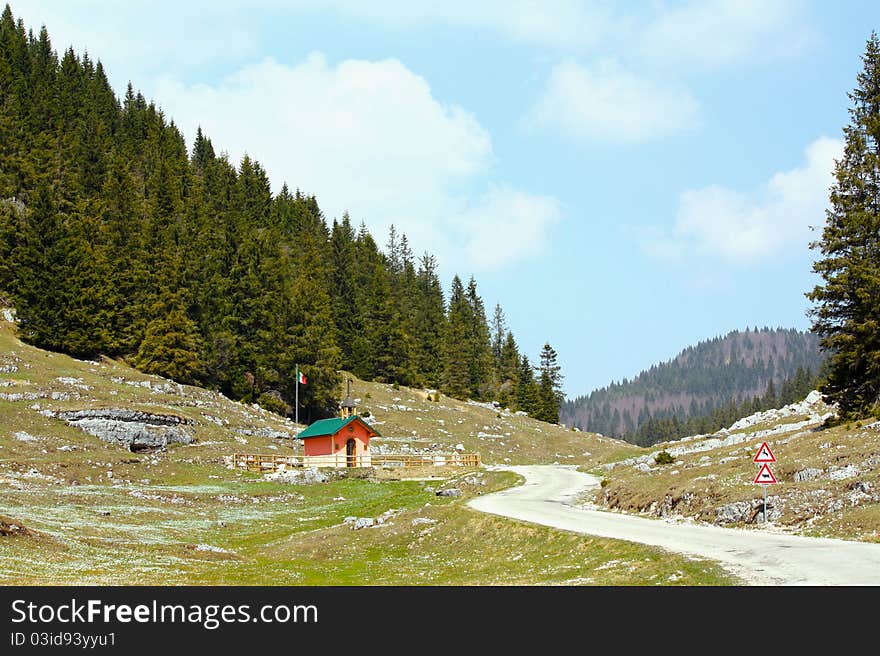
<box><xmin>465</xmin><ymin>277</ymin><xmax>493</xmax><ymax>399</ymax></box>
<box><xmin>515</xmin><ymin>355</ymin><xmax>539</xmax><ymax>415</ymax></box>
<box><xmin>762</xmin><ymin>378</ymin><xmax>777</xmax><ymax>409</ymax></box>
<box><xmin>808</xmin><ymin>32</ymin><xmax>880</xmax><ymax>416</ymax></box>
<box><xmin>328</xmin><ymin>213</ymin><xmax>359</xmax><ymax>366</ymax></box>
<box><xmin>496</xmin><ymin>331</ymin><xmax>520</xmax><ymax>409</ymax></box>
<box><xmin>490</xmin><ymin>304</ymin><xmax>506</xmax><ymax>370</ymax></box>
<box><xmin>135</xmin><ymin>299</ymin><xmax>204</xmax><ymax>384</ymax></box>
<box><xmin>413</xmin><ymin>253</ymin><xmax>446</xmax><ymax>387</ymax></box>
<box><xmin>536</xmin><ymin>342</ymin><xmax>564</xmax><ymax>423</ymax></box>
<box><xmin>443</xmin><ymin>275</ymin><xmax>471</xmax><ymax>398</ymax></box>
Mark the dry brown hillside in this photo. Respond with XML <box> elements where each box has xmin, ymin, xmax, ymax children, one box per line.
<box><xmin>592</xmin><ymin>392</ymin><xmax>880</xmax><ymax>542</ymax></box>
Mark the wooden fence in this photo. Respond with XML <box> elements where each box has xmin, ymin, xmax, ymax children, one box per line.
<box><xmin>372</xmin><ymin>453</ymin><xmax>480</xmax><ymax>468</ymax></box>
<box><xmin>232</xmin><ymin>452</ymin><xmax>480</xmax><ymax>472</ymax></box>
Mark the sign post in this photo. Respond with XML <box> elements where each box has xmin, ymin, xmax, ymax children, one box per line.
<box><xmin>753</xmin><ymin>442</ymin><xmax>778</xmax><ymax>523</ymax></box>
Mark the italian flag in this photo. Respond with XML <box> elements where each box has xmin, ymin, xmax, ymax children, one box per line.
<box><xmin>298</xmin><ymin>370</ymin><xmax>307</xmax><ymax>385</ymax></box>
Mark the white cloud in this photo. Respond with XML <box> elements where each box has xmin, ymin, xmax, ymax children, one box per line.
<box><xmin>452</xmin><ymin>185</ymin><xmax>562</xmax><ymax>271</ymax></box>
<box><xmin>639</xmin><ymin>136</ymin><xmax>843</xmax><ymax>264</ymax></box>
<box><xmin>14</xmin><ymin>1</ymin><xmax>815</xmax><ymax>151</ymax></box>
<box><xmin>155</xmin><ymin>53</ymin><xmax>559</xmax><ymax>273</ymax></box>
<box><xmin>641</xmin><ymin>0</ymin><xmax>815</xmax><ymax>71</ymax></box>
<box><xmin>523</xmin><ymin>59</ymin><xmax>700</xmax><ymax>143</ymax></box>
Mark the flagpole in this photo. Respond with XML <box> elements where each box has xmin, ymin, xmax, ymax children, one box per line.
<box><xmin>295</xmin><ymin>364</ymin><xmax>299</xmax><ymax>428</ymax></box>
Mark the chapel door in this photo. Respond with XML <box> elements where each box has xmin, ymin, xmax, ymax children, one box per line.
<box><xmin>346</xmin><ymin>439</ymin><xmax>356</xmax><ymax>467</ymax></box>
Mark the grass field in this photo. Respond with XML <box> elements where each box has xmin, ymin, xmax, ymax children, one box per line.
<box><xmin>0</xmin><ymin>469</ymin><xmax>734</xmax><ymax>585</ymax></box>
<box><xmin>0</xmin><ymin>318</ymin><xmax>735</xmax><ymax>585</ymax></box>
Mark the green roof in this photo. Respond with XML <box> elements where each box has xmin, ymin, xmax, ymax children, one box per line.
<box><xmin>295</xmin><ymin>415</ymin><xmax>380</xmax><ymax>439</ymax></box>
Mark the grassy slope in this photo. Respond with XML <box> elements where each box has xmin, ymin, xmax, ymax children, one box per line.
<box><xmin>0</xmin><ymin>319</ymin><xmax>733</xmax><ymax>585</ymax></box>
<box><xmin>596</xmin><ymin>402</ymin><xmax>880</xmax><ymax>542</ymax></box>
<box><xmin>349</xmin><ymin>376</ymin><xmax>643</xmax><ymax>466</ymax></box>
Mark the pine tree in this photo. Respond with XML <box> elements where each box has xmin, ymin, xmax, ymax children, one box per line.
<box><xmin>413</xmin><ymin>253</ymin><xmax>445</xmax><ymax>386</ymax></box>
<box><xmin>465</xmin><ymin>277</ymin><xmax>493</xmax><ymax>399</ymax></box>
<box><xmin>808</xmin><ymin>32</ymin><xmax>880</xmax><ymax>416</ymax></box>
<box><xmin>0</xmin><ymin>199</ymin><xmax>23</xmax><ymax>295</ymax></box>
<box><xmin>490</xmin><ymin>304</ymin><xmax>506</xmax><ymax>370</ymax></box>
<box><xmin>328</xmin><ymin>213</ymin><xmax>358</xmax><ymax>366</ymax></box>
<box><xmin>497</xmin><ymin>331</ymin><xmax>520</xmax><ymax>409</ymax></box>
<box><xmin>762</xmin><ymin>378</ymin><xmax>777</xmax><ymax>408</ymax></box>
<box><xmin>515</xmin><ymin>355</ymin><xmax>539</xmax><ymax>415</ymax></box>
<box><xmin>443</xmin><ymin>275</ymin><xmax>471</xmax><ymax>398</ymax></box>
<box><xmin>536</xmin><ymin>342</ymin><xmax>564</xmax><ymax>423</ymax></box>
<box><xmin>191</xmin><ymin>126</ymin><xmax>215</xmax><ymax>171</ymax></box>
<box><xmin>135</xmin><ymin>298</ymin><xmax>204</xmax><ymax>384</ymax></box>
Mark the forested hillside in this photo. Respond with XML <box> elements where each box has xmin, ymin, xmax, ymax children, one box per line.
<box><xmin>0</xmin><ymin>6</ymin><xmax>563</xmax><ymax>422</ymax></box>
<box><xmin>561</xmin><ymin>328</ymin><xmax>824</xmax><ymax>444</ymax></box>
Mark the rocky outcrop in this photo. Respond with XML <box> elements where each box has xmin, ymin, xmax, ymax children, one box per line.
<box><xmin>55</xmin><ymin>408</ymin><xmax>193</xmax><ymax>451</ymax></box>
<box><xmin>234</xmin><ymin>427</ymin><xmax>291</xmax><ymax>439</ymax></box>
<box><xmin>828</xmin><ymin>464</ymin><xmax>859</xmax><ymax>481</ymax></box>
<box><xmin>794</xmin><ymin>467</ymin><xmax>823</xmax><ymax>482</ymax></box>
<box><xmin>344</xmin><ymin>508</ymin><xmax>400</xmax><ymax>530</ymax></box>
<box><xmin>264</xmin><ymin>466</ymin><xmax>329</xmax><ymax>485</ymax></box>
<box><xmin>715</xmin><ymin>498</ymin><xmax>781</xmax><ymax>524</ymax></box>
<box><xmin>0</xmin><ymin>516</ymin><xmax>34</xmax><ymax>537</ymax></box>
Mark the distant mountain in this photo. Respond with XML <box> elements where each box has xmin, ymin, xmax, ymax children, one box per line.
<box><xmin>561</xmin><ymin>328</ymin><xmax>824</xmax><ymax>440</ymax></box>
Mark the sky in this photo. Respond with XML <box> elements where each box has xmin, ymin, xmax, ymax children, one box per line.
<box><xmin>11</xmin><ymin>1</ymin><xmax>880</xmax><ymax>398</ymax></box>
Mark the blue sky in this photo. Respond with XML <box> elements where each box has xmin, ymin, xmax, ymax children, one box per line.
<box><xmin>12</xmin><ymin>1</ymin><xmax>880</xmax><ymax>397</ymax></box>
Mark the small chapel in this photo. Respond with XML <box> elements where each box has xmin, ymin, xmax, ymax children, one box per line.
<box><xmin>295</xmin><ymin>381</ymin><xmax>379</xmax><ymax>467</ymax></box>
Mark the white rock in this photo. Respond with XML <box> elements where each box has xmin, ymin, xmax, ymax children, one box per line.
<box><xmin>794</xmin><ymin>467</ymin><xmax>823</xmax><ymax>482</ymax></box>
<box><xmin>829</xmin><ymin>464</ymin><xmax>859</xmax><ymax>481</ymax></box>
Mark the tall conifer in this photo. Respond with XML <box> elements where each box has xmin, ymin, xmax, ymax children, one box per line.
<box><xmin>809</xmin><ymin>33</ymin><xmax>880</xmax><ymax>416</ymax></box>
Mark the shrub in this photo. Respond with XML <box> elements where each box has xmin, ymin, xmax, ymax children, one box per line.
<box><xmin>600</xmin><ymin>478</ymin><xmax>610</xmax><ymax>488</ymax></box>
<box><xmin>365</xmin><ymin>392</ymin><xmax>372</xmax><ymax>399</ymax></box>
<box><xmin>392</xmin><ymin>382</ymin><xmax>400</xmax><ymax>390</ymax></box>
<box><xmin>361</xmin><ymin>410</ymin><xmax>371</xmax><ymax>418</ymax></box>
<box><xmin>654</xmin><ymin>451</ymin><xmax>675</xmax><ymax>466</ymax></box>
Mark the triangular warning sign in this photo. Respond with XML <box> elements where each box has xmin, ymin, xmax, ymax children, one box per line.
<box><xmin>753</xmin><ymin>463</ymin><xmax>778</xmax><ymax>485</ymax></box>
<box><xmin>753</xmin><ymin>441</ymin><xmax>776</xmax><ymax>463</ymax></box>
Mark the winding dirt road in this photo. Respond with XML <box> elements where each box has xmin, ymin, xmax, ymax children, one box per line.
<box><xmin>468</xmin><ymin>465</ymin><xmax>880</xmax><ymax>585</ymax></box>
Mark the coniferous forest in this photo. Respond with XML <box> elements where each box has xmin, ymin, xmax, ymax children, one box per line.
<box><xmin>0</xmin><ymin>6</ymin><xmax>564</xmax><ymax>422</ymax></box>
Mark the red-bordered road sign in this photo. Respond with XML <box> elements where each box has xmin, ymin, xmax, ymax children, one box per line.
<box><xmin>753</xmin><ymin>441</ymin><xmax>776</xmax><ymax>463</ymax></box>
<box><xmin>753</xmin><ymin>463</ymin><xmax>778</xmax><ymax>485</ymax></box>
